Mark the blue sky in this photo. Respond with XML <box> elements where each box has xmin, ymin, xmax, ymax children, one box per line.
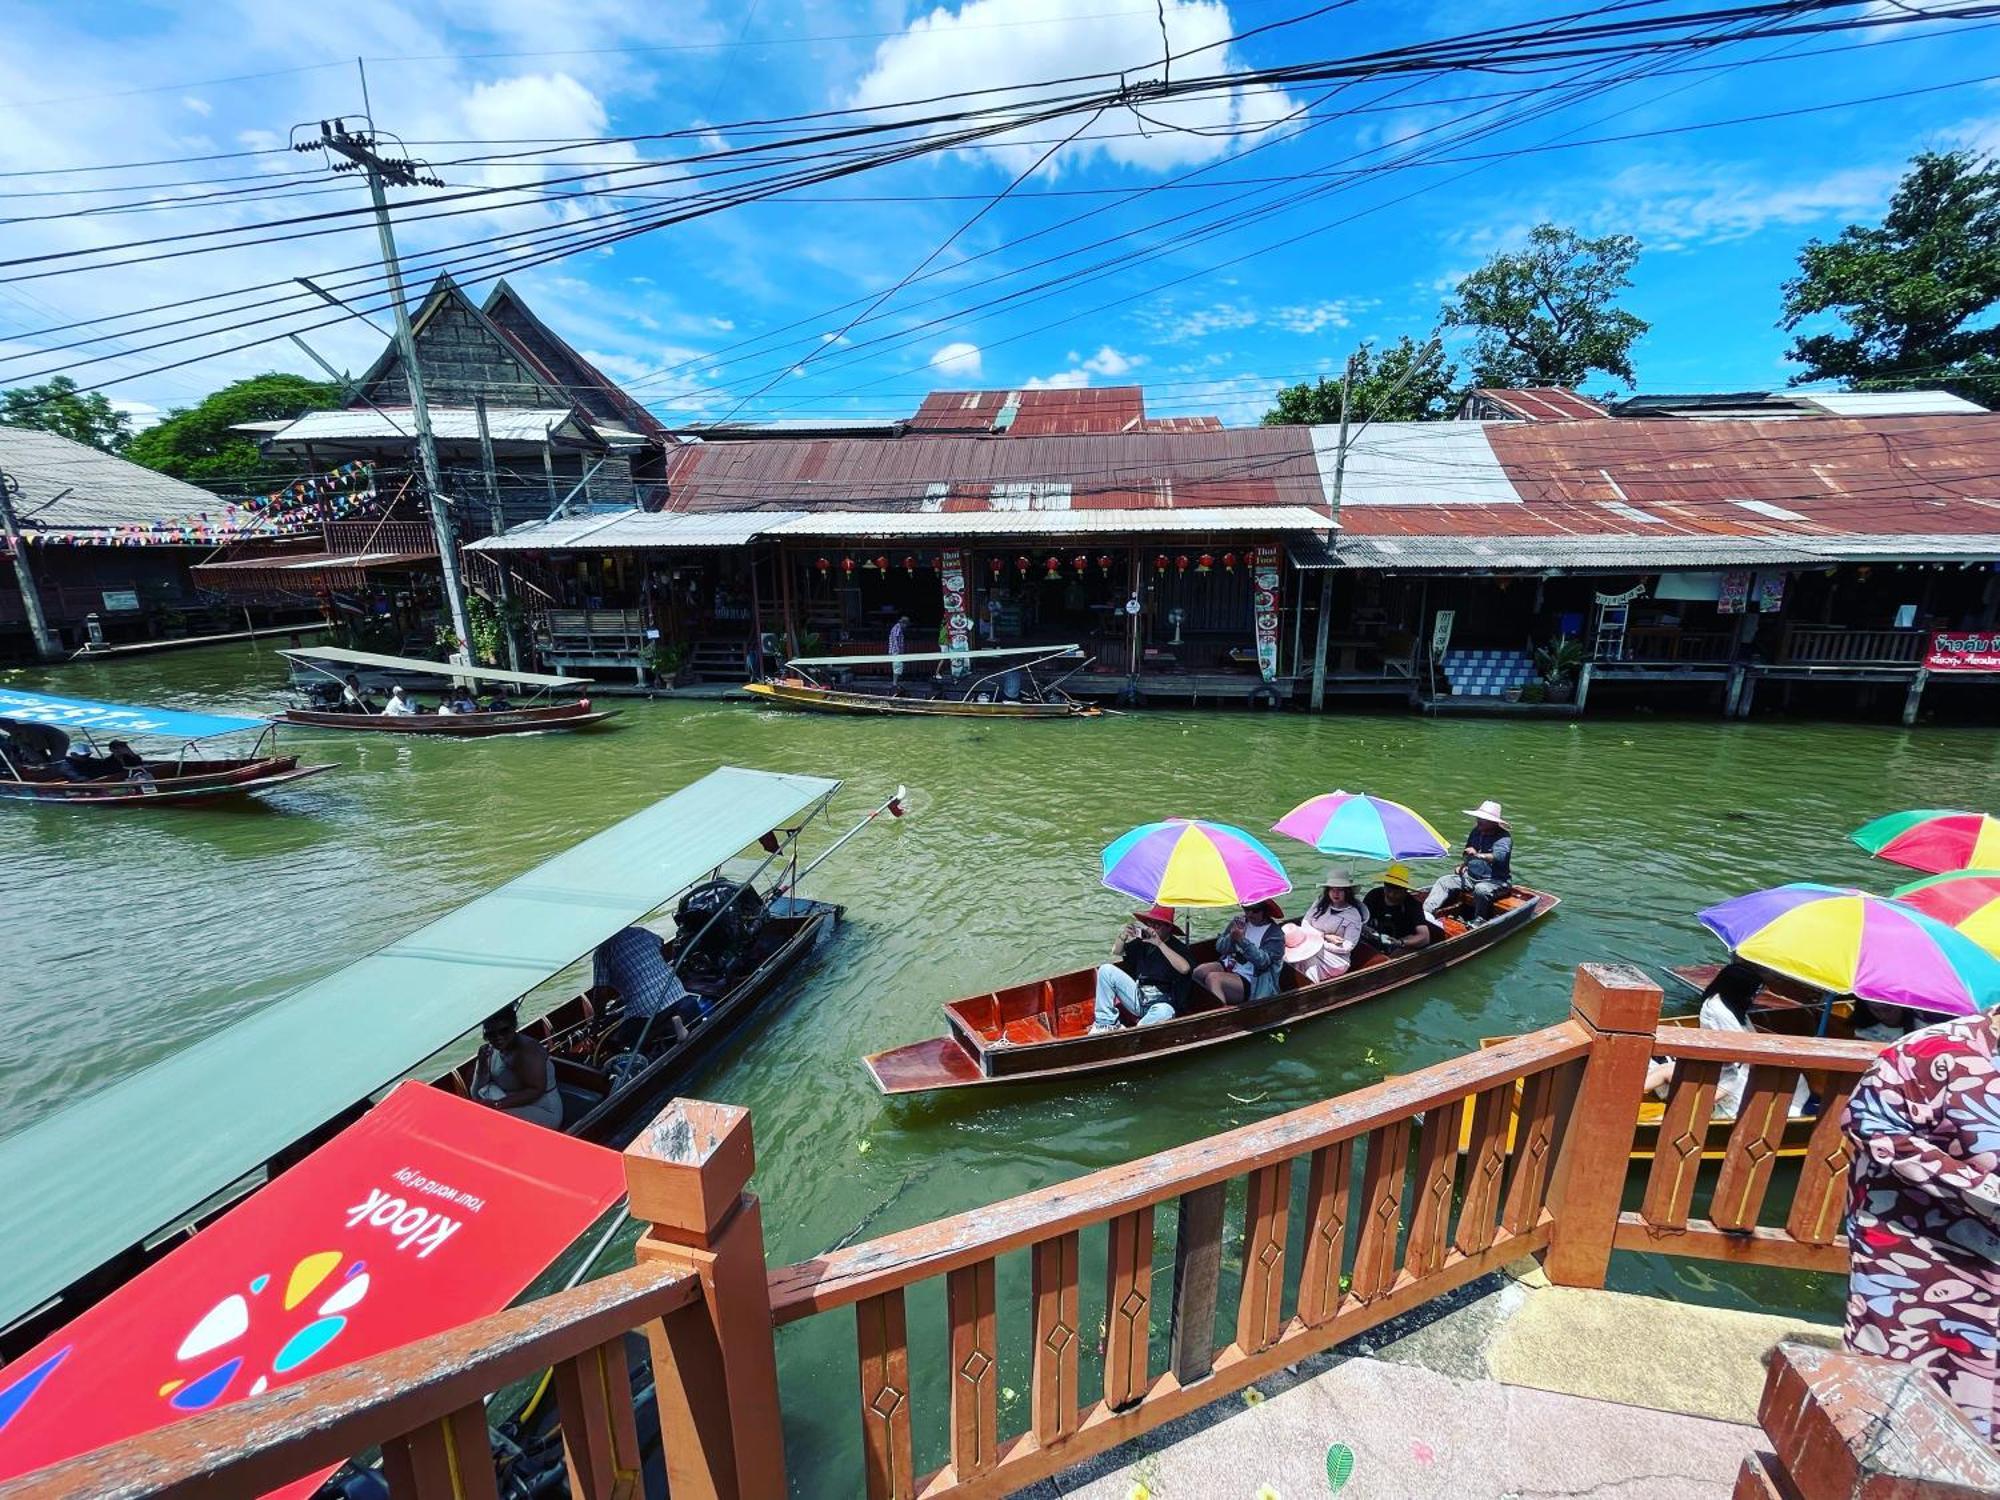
<box><xmin>0</xmin><ymin>0</ymin><xmax>1995</xmax><ymax>430</ymax></box>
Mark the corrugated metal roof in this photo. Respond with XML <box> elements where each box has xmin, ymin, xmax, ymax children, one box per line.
<box><xmin>1468</xmin><ymin>388</ymin><xmax>1608</xmax><ymax>421</ymax></box>
<box><xmin>468</xmin><ymin>509</ymin><xmax>796</xmax><ymax>551</ymax></box>
<box><xmin>1318</xmin><ymin>421</ymin><xmax>1524</xmax><ymax>508</ymax></box>
<box><xmin>1143</xmin><ymin>415</ymin><xmax>1225</xmax><ymax>432</ymax></box>
<box><xmin>1338</xmin><ymin>530</ymin><xmax>2000</xmax><ymax>571</ymax></box>
<box><xmin>665</xmin><ymin>428</ymin><xmax>1324</xmax><ymax>512</ymax></box>
<box><xmin>263</xmin><ymin>407</ymin><xmax>599</xmax><ymax>447</ymax></box>
<box><xmin>908</xmin><ymin>387</ymin><xmax>1149</xmax><ymax>435</ymax></box>
<box><xmin>0</xmin><ymin>424</ymin><xmax>248</xmax><ymax>534</ymax></box>
<box><xmin>1798</xmin><ymin>391</ymin><xmax>1987</xmax><ymax>417</ymax></box>
<box><xmin>766</xmin><ymin>506</ymin><xmax>1332</xmax><ymax>538</ymax></box>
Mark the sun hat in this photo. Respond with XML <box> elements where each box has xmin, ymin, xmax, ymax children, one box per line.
<box><xmin>1244</xmin><ymin>897</ymin><xmax>1286</xmax><ymax>920</ymax></box>
<box><xmin>1134</xmin><ymin>904</ymin><xmax>1177</xmax><ymax>926</ymax></box>
<box><xmin>1282</xmin><ymin>923</ymin><xmax>1325</xmax><ymax>964</ymax></box>
<box><xmin>1321</xmin><ymin>865</ymin><xmax>1356</xmax><ymax>888</ymax></box>
<box><xmin>1463</xmin><ymin>799</ymin><xmax>1508</xmax><ymax>827</ymax></box>
<box><xmin>1381</xmin><ymin>862</ymin><xmax>1418</xmax><ymax>890</ymax></box>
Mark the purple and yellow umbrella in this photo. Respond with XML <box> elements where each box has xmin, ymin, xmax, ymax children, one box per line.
<box><xmin>1101</xmin><ymin>819</ymin><xmax>1293</xmax><ymax>909</ymax></box>
<box><xmin>1697</xmin><ymin>882</ymin><xmax>2000</xmax><ymax>1015</ymax></box>
<box><xmin>1891</xmin><ymin>870</ymin><xmax>2000</xmax><ymax>958</ymax></box>
<box><xmin>1852</xmin><ymin>809</ymin><xmax>2000</xmax><ymax>875</ymax></box>
<box><xmin>1272</xmin><ymin>791</ymin><xmax>1448</xmax><ymax>861</ymax></box>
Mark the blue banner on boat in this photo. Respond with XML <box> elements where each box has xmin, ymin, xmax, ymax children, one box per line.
<box><xmin>0</xmin><ymin>688</ymin><xmax>263</xmax><ymax>742</ymax></box>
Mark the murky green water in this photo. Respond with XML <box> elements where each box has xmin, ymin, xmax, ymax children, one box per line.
<box><xmin>6</xmin><ymin>643</ymin><xmax>1996</xmax><ymax>1483</ymax></box>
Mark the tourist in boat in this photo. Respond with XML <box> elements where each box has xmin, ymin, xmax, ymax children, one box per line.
<box><xmin>483</xmin><ymin>691</ymin><xmax>514</xmax><ymax>712</ymax></box>
<box><xmin>1642</xmin><ymin>961</ymin><xmax>1786</xmax><ymax>1118</ymax></box>
<box><xmin>1090</xmin><ymin>905</ymin><xmax>1193</xmax><ymax>1031</ymax></box>
<box><xmin>470</xmin><ymin>1004</ymin><xmax>563</xmax><ymax>1128</ymax></box>
<box><xmin>447</xmin><ymin>689</ymin><xmax>479</xmax><ymax>714</ymax></box>
<box><xmin>1293</xmin><ymin>868</ymin><xmax>1368</xmax><ymax>982</ymax></box>
<box><xmin>104</xmin><ymin>740</ymin><xmax>146</xmax><ymax>778</ymax></box>
<box><xmin>1424</xmin><ymin>799</ymin><xmax>1513</xmax><ymax>925</ymax></box>
<box><xmin>1842</xmin><ymin>1005</ymin><xmax>2000</xmax><ymax>1446</ymax></box>
<box><xmin>339</xmin><ymin>673</ymin><xmax>376</xmax><ymax>714</ymax></box>
<box><xmin>385</xmin><ymin>685</ymin><xmax>422</xmax><ymax>715</ymax></box>
<box><xmin>888</xmin><ymin>616</ymin><xmax>910</xmax><ymax>688</ymax></box>
<box><xmin>1364</xmin><ymin>864</ymin><xmax>1437</xmax><ymax>951</ymax></box>
<box><xmin>1193</xmin><ymin>899</ymin><xmax>1287</xmax><ymax>1005</ymax></box>
<box><xmin>1852</xmin><ymin>998</ymin><xmax>1915</xmax><ymax>1042</ymax></box>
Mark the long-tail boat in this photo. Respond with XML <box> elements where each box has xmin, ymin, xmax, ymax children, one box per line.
<box><xmin>273</xmin><ymin>645</ymin><xmax>618</xmax><ymax>735</ymax></box>
<box><xmin>745</xmin><ymin>642</ymin><xmax>1101</xmax><ymax>718</ymax></box>
<box><xmin>0</xmin><ymin>687</ymin><xmax>331</xmax><ymax>806</ymax></box>
<box><xmin>865</xmin><ymin>884</ymin><xmax>1558</xmax><ymax>1094</ymax></box>
<box><xmin>0</xmin><ymin>767</ymin><xmax>888</xmax><ymax>1360</ymax></box>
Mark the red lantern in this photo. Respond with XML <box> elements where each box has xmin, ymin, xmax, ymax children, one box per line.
<box><xmin>1222</xmin><ymin>551</ymin><xmax>1238</xmax><ymax>572</ymax></box>
<box><xmin>1197</xmin><ymin>553</ymin><xmax>1213</xmax><ymax>575</ymax></box>
<box><xmin>816</xmin><ymin>556</ymin><xmax>831</xmax><ymax>575</ymax></box>
<box><xmin>875</xmin><ymin>554</ymin><xmax>889</xmax><ymax>573</ymax></box>
<box><xmin>902</xmin><ymin>555</ymin><xmax>917</xmax><ymax>574</ymax></box>
<box><xmin>990</xmin><ymin>557</ymin><xmax>1003</xmax><ymax>578</ymax></box>
<box><xmin>1097</xmin><ymin>553</ymin><xmax>1113</xmax><ymax>571</ymax></box>
<box><xmin>1155</xmin><ymin>553</ymin><xmax>1169</xmax><ymax>573</ymax></box>
<box><xmin>1017</xmin><ymin>554</ymin><xmax>1030</xmax><ymax>575</ymax></box>
<box><xmin>841</xmin><ymin>556</ymin><xmax>856</xmax><ymax>576</ymax></box>
<box><xmin>1177</xmin><ymin>554</ymin><xmax>1190</xmax><ymax>574</ymax></box>
<box><xmin>1044</xmin><ymin>556</ymin><xmax>1062</xmax><ymax>580</ymax></box>
<box><xmin>1072</xmin><ymin>554</ymin><xmax>1088</xmax><ymax>575</ymax></box>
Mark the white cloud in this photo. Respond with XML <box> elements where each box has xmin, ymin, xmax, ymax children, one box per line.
<box><xmin>851</xmin><ymin>0</ymin><xmax>1302</xmax><ymax>176</ymax></box>
<box><xmin>1079</xmin><ymin>345</ymin><xmax>1139</xmax><ymax>375</ymax></box>
<box><xmin>708</xmin><ymin>316</ymin><xmax>735</xmax><ymax>331</ymax></box>
<box><xmin>181</xmin><ymin>96</ymin><xmax>212</xmax><ymax>118</ymax></box>
<box><xmin>1273</xmin><ymin>301</ymin><xmax>1358</xmax><ymax>335</ymax></box>
<box><xmin>929</xmin><ymin>340</ymin><xmax>983</xmax><ymax>377</ymax></box>
<box><xmin>1023</xmin><ymin>369</ymin><xmax>1089</xmax><ymax>390</ymax></box>
<box><xmin>1140</xmin><ymin>299</ymin><xmax>1261</xmax><ymax>343</ymax></box>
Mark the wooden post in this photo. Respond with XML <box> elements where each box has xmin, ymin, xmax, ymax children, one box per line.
<box><xmin>1574</xmin><ymin>660</ymin><xmax>1593</xmax><ymax>714</ymax></box>
<box><xmin>1541</xmin><ymin>963</ymin><xmax>1662</xmax><ymax>1289</ymax></box>
<box><xmin>1724</xmin><ymin>662</ymin><xmax>1747</xmax><ymax>719</ymax></box>
<box><xmin>625</xmin><ymin>1099</ymin><xmax>786</xmax><ymax>1500</ymax></box>
<box><xmin>777</xmin><ymin>544</ymin><xmax>799</xmax><ymax>661</ymax></box>
<box><xmin>1902</xmin><ymin>666</ymin><xmax>1928</xmax><ymax>726</ymax></box>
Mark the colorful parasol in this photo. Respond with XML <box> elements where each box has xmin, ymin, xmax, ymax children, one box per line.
<box><xmin>1890</xmin><ymin>870</ymin><xmax>2000</xmax><ymax>958</ymax></box>
<box><xmin>1697</xmin><ymin>882</ymin><xmax>2000</xmax><ymax>1015</ymax></box>
<box><xmin>1271</xmin><ymin>791</ymin><xmax>1448</xmax><ymax>861</ymax></box>
<box><xmin>1101</xmin><ymin>819</ymin><xmax>1293</xmax><ymax>909</ymax></box>
<box><xmin>1851</xmin><ymin>809</ymin><xmax>2000</xmax><ymax>875</ymax></box>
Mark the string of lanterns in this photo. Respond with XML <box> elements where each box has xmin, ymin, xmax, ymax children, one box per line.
<box><xmin>21</xmin><ymin>462</ymin><xmax>380</xmax><ymax>548</ymax></box>
<box><xmin>806</xmin><ymin>550</ymin><xmax>1254</xmax><ymax>580</ymax></box>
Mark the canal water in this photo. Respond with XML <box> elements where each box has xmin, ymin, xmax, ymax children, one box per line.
<box><xmin>7</xmin><ymin>642</ymin><xmax>1998</xmax><ymax>1485</ymax></box>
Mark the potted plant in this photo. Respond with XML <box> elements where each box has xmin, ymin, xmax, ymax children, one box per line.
<box><xmin>1536</xmin><ymin>638</ymin><xmax>1585</xmax><ymax>703</ymax></box>
<box><xmin>1520</xmin><ymin>681</ymin><xmax>1548</xmax><ymax>704</ymax></box>
<box><xmin>647</xmin><ymin>641</ymin><xmax>686</xmax><ymax>686</ymax></box>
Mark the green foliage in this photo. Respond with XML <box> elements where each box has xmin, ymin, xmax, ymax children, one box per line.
<box><xmin>648</xmin><ymin>640</ymin><xmax>686</xmax><ymax>681</ymax></box>
<box><xmin>1262</xmin><ymin>335</ymin><xmax>1460</xmax><ymax>425</ymax></box>
<box><xmin>1536</xmin><ymin>637</ymin><xmax>1585</xmax><ymax>685</ymax></box>
<box><xmin>123</xmin><ymin>372</ymin><xmax>340</xmax><ymax>487</ymax></box>
<box><xmin>0</xmin><ymin>376</ymin><xmax>131</xmax><ymax>452</ymax></box>
<box><xmin>1782</xmin><ymin>150</ymin><xmax>2000</xmax><ymax>407</ymax></box>
<box><xmin>1443</xmin><ymin>224</ymin><xmax>1649</xmax><ymax>388</ymax></box>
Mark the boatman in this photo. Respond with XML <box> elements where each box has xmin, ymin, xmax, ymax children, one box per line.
<box><xmin>888</xmin><ymin>615</ymin><xmax>911</xmax><ymax>689</ymax></box>
<box><xmin>1424</xmin><ymin>798</ymin><xmax>1513</xmax><ymax>925</ymax></box>
<box><xmin>1091</xmin><ymin>905</ymin><xmax>1193</xmax><ymax>1031</ymax></box>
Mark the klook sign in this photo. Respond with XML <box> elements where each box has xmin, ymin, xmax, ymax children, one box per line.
<box><xmin>1925</xmin><ymin>631</ymin><xmax>2000</xmax><ymax>673</ymax></box>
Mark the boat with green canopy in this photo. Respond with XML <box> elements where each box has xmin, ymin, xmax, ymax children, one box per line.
<box><xmin>273</xmin><ymin>646</ymin><xmax>617</xmax><ymax>735</ymax></box>
<box><xmin>746</xmin><ymin>642</ymin><xmax>1100</xmax><ymax>717</ymax></box>
<box><xmin>0</xmin><ymin>766</ymin><xmax>877</xmax><ymax>1356</ymax></box>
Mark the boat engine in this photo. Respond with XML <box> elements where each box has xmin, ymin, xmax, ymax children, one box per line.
<box><xmin>674</xmin><ymin>878</ymin><xmax>766</xmax><ymax>978</ymax></box>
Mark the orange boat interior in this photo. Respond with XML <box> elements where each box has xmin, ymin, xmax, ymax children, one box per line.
<box><xmin>946</xmin><ymin>891</ymin><xmax>1535</xmax><ymax>1049</ymax></box>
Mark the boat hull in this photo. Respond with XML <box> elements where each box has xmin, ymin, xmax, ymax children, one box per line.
<box><xmin>745</xmin><ymin>681</ymin><xmax>1098</xmax><ymax>718</ymax></box>
<box><xmin>0</xmin><ymin>755</ymin><xmax>332</xmax><ymax>806</ymax></box>
<box><xmin>866</xmin><ymin>888</ymin><xmax>1559</xmax><ymax>1094</ymax></box>
<box><xmin>274</xmin><ymin>702</ymin><xmax>619</xmax><ymax>736</ymax></box>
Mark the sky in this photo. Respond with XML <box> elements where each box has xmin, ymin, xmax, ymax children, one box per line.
<box><xmin>0</xmin><ymin>0</ymin><xmax>1995</xmax><ymax>433</ymax></box>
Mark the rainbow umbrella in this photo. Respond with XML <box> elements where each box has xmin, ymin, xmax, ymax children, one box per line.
<box><xmin>1852</xmin><ymin>809</ymin><xmax>2000</xmax><ymax>875</ymax></box>
<box><xmin>1697</xmin><ymin>882</ymin><xmax>2000</xmax><ymax>1015</ymax></box>
<box><xmin>1101</xmin><ymin>819</ymin><xmax>1292</xmax><ymax>909</ymax></box>
<box><xmin>1891</xmin><ymin>870</ymin><xmax>2000</xmax><ymax>958</ymax></box>
<box><xmin>1272</xmin><ymin>790</ymin><xmax>1448</xmax><ymax>861</ymax></box>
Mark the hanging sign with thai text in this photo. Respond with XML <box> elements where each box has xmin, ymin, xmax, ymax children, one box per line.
<box><xmin>1252</xmin><ymin>544</ymin><xmax>1281</xmax><ymax>682</ymax></box>
<box><xmin>1925</xmin><ymin>631</ymin><xmax>2000</xmax><ymax>673</ymax></box>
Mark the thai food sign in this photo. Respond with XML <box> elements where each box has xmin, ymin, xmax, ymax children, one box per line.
<box><xmin>1253</xmin><ymin>544</ymin><xmax>1281</xmax><ymax>682</ymax></box>
<box><xmin>1925</xmin><ymin>631</ymin><xmax>2000</xmax><ymax>672</ymax></box>
<box><xmin>939</xmin><ymin>549</ymin><xmax>971</xmax><ymax>673</ymax></box>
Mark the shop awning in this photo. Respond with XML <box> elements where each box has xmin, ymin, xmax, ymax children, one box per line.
<box><xmin>0</xmin><ymin>688</ymin><xmax>264</xmax><ymax>743</ymax></box>
<box><xmin>765</xmin><ymin>505</ymin><xmax>1335</xmax><ymax>539</ymax></box>
<box><xmin>191</xmin><ymin>544</ymin><xmax>438</xmax><ymax>597</ymax></box>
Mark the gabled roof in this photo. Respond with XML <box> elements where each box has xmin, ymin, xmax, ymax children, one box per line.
<box><xmin>0</xmin><ymin>425</ymin><xmax>246</xmax><ymax>535</ymax></box>
<box><xmin>1466</xmin><ymin>388</ymin><xmax>1609</xmax><ymax>422</ymax></box>
<box><xmin>908</xmin><ymin>387</ymin><xmax>1158</xmax><ymax>435</ymax></box>
<box><xmin>482</xmin><ymin>280</ymin><xmax>671</xmax><ymax>441</ymax></box>
<box><xmin>349</xmin><ymin>272</ymin><xmax>569</xmax><ymax>412</ymax></box>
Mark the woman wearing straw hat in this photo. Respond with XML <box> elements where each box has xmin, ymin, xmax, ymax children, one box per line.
<box><xmin>1291</xmin><ymin>869</ymin><xmax>1368</xmax><ymax>984</ymax></box>
<box><xmin>1424</xmin><ymin>798</ymin><xmax>1514</xmax><ymax>926</ymax></box>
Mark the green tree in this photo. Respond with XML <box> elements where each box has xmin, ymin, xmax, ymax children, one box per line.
<box><xmin>1262</xmin><ymin>336</ymin><xmax>1459</xmax><ymax>425</ymax></box>
<box><xmin>0</xmin><ymin>375</ymin><xmax>131</xmax><ymax>451</ymax></box>
<box><xmin>124</xmin><ymin>372</ymin><xmax>340</xmax><ymax>486</ymax></box>
<box><xmin>1781</xmin><ymin>150</ymin><xmax>2000</xmax><ymax>406</ymax></box>
<box><xmin>1442</xmin><ymin>224</ymin><xmax>1649</xmax><ymax>388</ymax></box>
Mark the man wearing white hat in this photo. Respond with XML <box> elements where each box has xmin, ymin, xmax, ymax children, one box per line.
<box><xmin>1424</xmin><ymin>799</ymin><xmax>1513</xmax><ymax>925</ymax></box>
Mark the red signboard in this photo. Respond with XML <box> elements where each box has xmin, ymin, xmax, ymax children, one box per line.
<box><xmin>1925</xmin><ymin>631</ymin><xmax>2000</xmax><ymax>673</ymax></box>
<box><xmin>0</xmin><ymin>1084</ymin><xmax>626</xmax><ymax>1495</ymax></box>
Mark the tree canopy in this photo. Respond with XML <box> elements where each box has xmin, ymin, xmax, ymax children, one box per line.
<box><xmin>1262</xmin><ymin>336</ymin><xmax>1459</xmax><ymax>426</ymax></box>
<box><xmin>124</xmin><ymin>372</ymin><xmax>341</xmax><ymax>486</ymax></box>
<box><xmin>1781</xmin><ymin>150</ymin><xmax>2000</xmax><ymax>406</ymax></box>
<box><xmin>1443</xmin><ymin>224</ymin><xmax>1649</xmax><ymax>388</ymax></box>
<box><xmin>0</xmin><ymin>376</ymin><xmax>131</xmax><ymax>452</ymax></box>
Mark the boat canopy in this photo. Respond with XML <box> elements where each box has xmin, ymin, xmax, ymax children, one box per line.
<box><xmin>279</xmin><ymin>645</ymin><xmax>591</xmax><ymax>689</ymax></box>
<box><xmin>0</xmin><ymin>765</ymin><xmax>842</xmax><ymax>1331</ymax></box>
<box><xmin>787</xmin><ymin>642</ymin><xmax>1083</xmax><ymax>668</ymax></box>
<box><xmin>0</xmin><ymin>687</ymin><xmax>265</xmax><ymax>743</ymax></box>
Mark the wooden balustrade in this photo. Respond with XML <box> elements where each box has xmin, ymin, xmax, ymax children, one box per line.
<box><xmin>0</xmin><ymin>967</ymin><xmax>1907</xmax><ymax>1500</ymax></box>
<box><xmin>1778</xmin><ymin>625</ymin><xmax>1926</xmax><ymax>665</ymax></box>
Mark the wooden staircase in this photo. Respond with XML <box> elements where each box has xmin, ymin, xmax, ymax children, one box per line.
<box><xmin>683</xmin><ymin>638</ymin><xmax>750</xmax><ymax>683</ymax></box>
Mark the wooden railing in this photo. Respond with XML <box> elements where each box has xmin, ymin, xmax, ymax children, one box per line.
<box><xmin>1777</xmin><ymin>624</ymin><xmax>1926</xmax><ymax>665</ymax></box>
<box><xmin>6</xmin><ymin>967</ymin><xmax>1970</xmax><ymax>1500</ymax></box>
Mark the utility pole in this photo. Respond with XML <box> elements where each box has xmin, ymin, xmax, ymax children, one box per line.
<box><xmin>0</xmin><ymin>469</ymin><xmax>60</xmax><ymax>661</ymax></box>
<box><xmin>473</xmin><ymin>397</ymin><xmax>522</xmax><ymax>671</ymax></box>
<box><xmin>298</xmin><ymin>118</ymin><xmax>475</xmax><ymax>659</ymax></box>
<box><xmin>1308</xmin><ymin>353</ymin><xmax>1357</xmax><ymax>712</ymax></box>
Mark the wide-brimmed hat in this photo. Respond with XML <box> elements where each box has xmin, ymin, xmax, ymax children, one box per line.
<box><xmin>1282</xmin><ymin>923</ymin><xmax>1325</xmax><ymax>964</ymax></box>
<box><xmin>1321</xmin><ymin>865</ymin><xmax>1356</xmax><ymax>888</ymax></box>
<box><xmin>1244</xmin><ymin>897</ymin><xmax>1286</xmax><ymax>920</ymax></box>
<box><xmin>1380</xmin><ymin>862</ymin><xmax>1418</xmax><ymax>890</ymax></box>
<box><xmin>1463</xmin><ymin>799</ymin><xmax>1508</xmax><ymax>827</ymax></box>
<box><xmin>1133</xmin><ymin>904</ymin><xmax>1177</xmax><ymax>927</ymax></box>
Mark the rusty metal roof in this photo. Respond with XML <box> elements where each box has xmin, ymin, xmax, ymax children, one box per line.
<box><xmin>664</xmin><ymin>429</ymin><xmax>1324</xmax><ymax>514</ymax></box>
<box><xmin>906</xmin><ymin>387</ymin><xmax>1159</xmax><ymax>435</ymax></box>
<box><xmin>1468</xmin><ymin>388</ymin><xmax>1608</xmax><ymax>422</ymax></box>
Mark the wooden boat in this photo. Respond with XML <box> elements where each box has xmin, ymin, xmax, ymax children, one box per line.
<box><xmin>273</xmin><ymin>645</ymin><xmax>618</xmax><ymax>736</ymax></box>
<box><xmin>865</xmin><ymin>885</ymin><xmax>1559</xmax><ymax>1094</ymax></box>
<box><xmin>0</xmin><ymin>692</ymin><xmax>331</xmax><ymax>808</ymax></box>
<box><xmin>746</xmin><ymin>642</ymin><xmax>1101</xmax><ymax>719</ymax></box>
